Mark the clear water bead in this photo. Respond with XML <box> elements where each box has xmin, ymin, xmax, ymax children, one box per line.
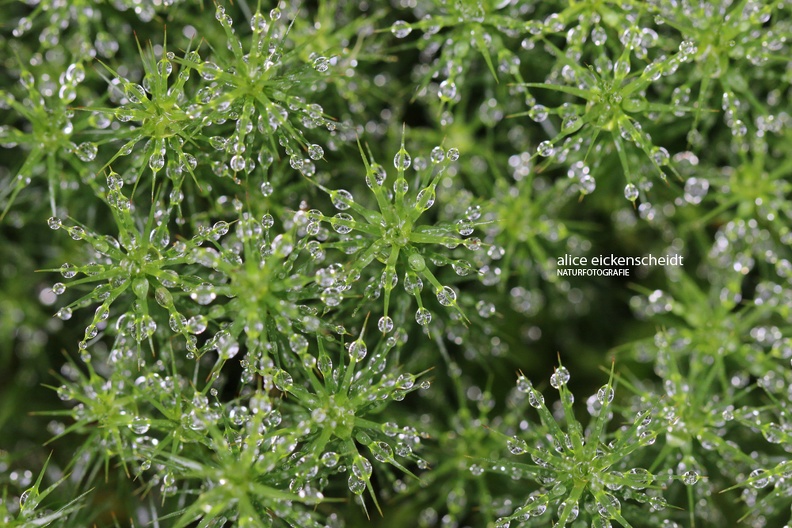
<box><xmin>348</xmin><ymin>339</ymin><xmax>368</xmax><ymax>361</ymax></box>
<box><xmin>516</xmin><ymin>375</ymin><xmax>532</xmax><ymax>393</ymax></box>
<box><xmin>129</xmin><ymin>417</ymin><xmax>151</xmax><ymax>434</ymax></box>
<box><xmin>624</xmin><ymin>183</ymin><xmax>639</xmax><ymax>201</ymax></box>
<box><xmin>436</xmin><ymin>286</ymin><xmax>456</xmax><ymax>306</ymax></box>
<box><xmin>507</xmin><ymin>436</ymin><xmax>527</xmax><ymax>455</ymax></box>
<box><xmin>579</xmin><ymin>175</ymin><xmax>596</xmax><ymax>195</ymax></box>
<box><xmin>529</xmin><ymin>104</ymin><xmax>548</xmax><ymax>122</ymax></box>
<box><xmin>457</xmin><ymin>220</ymin><xmax>474</xmax><ymax>236</ymax></box>
<box><xmin>683</xmin><ymin>177</ymin><xmax>709</xmax><ymax>205</ymax></box>
<box><xmin>749</xmin><ymin>468</ymin><xmax>769</xmax><ymax>488</ymax></box>
<box><xmin>550</xmin><ymin>366</ymin><xmax>570</xmax><ymax>389</ymax></box>
<box><xmin>75</xmin><ymin>142</ymin><xmax>98</xmax><ymax>162</ymax></box>
<box><xmin>682</xmin><ymin>470</ymin><xmax>699</xmax><ymax>485</ymax></box>
<box><xmin>527</xmin><ymin>388</ymin><xmax>544</xmax><ymax>408</ymax></box>
<box><xmin>313</xmin><ymin>57</ymin><xmax>330</xmax><ymax>73</ymax></box>
<box><xmin>332</xmin><ymin>190</ymin><xmax>353</xmax><ymax>210</ymax></box>
<box><xmin>261</xmin><ymin>214</ymin><xmax>274</xmax><ymax>229</ymax></box>
<box><xmin>394</xmin><ymin>151</ymin><xmax>411</xmax><ymax>170</ymax></box>
<box><xmin>537</xmin><ymin>140</ymin><xmax>555</xmax><ymax>157</ymax></box>
<box><xmin>597</xmin><ymin>385</ymin><xmax>614</xmax><ymax>404</ymax></box>
<box><xmin>438</xmin><ymin>79</ymin><xmax>457</xmax><ymax>100</ymax></box>
<box><xmin>308</xmin><ymin>144</ymin><xmax>324</xmax><ymax>160</ymax></box>
<box><xmin>415</xmin><ymin>307</ymin><xmax>432</xmax><ymax>325</ymax></box>
<box><xmin>378</xmin><ymin>316</ymin><xmax>394</xmax><ymax>333</ymax></box>
<box><xmin>48</xmin><ymin>217</ymin><xmax>62</xmax><ymax>230</ymax></box>
<box><xmin>348</xmin><ymin>475</ymin><xmax>366</xmax><ymax>495</ymax></box>
<box><xmin>61</xmin><ymin>262</ymin><xmax>77</xmax><ymax>279</ymax></box>
<box><xmin>391</xmin><ymin>20</ymin><xmax>412</xmax><ymax>38</ymax></box>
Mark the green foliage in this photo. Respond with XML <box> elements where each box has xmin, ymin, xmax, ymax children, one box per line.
<box><xmin>2</xmin><ymin>0</ymin><xmax>792</xmax><ymax>527</ymax></box>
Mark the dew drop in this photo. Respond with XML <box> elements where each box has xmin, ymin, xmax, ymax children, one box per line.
<box><xmin>438</xmin><ymin>79</ymin><xmax>457</xmax><ymax>100</ymax></box>
<box><xmin>597</xmin><ymin>385</ymin><xmax>614</xmax><ymax>404</ymax></box>
<box><xmin>550</xmin><ymin>366</ymin><xmax>570</xmax><ymax>389</ymax></box>
<box><xmin>415</xmin><ymin>307</ymin><xmax>432</xmax><ymax>325</ymax></box>
<box><xmin>378</xmin><ymin>316</ymin><xmax>394</xmax><ymax>333</ymax></box>
<box><xmin>624</xmin><ymin>183</ymin><xmax>639</xmax><ymax>201</ymax></box>
<box><xmin>391</xmin><ymin>20</ymin><xmax>412</xmax><ymax>38</ymax></box>
<box><xmin>75</xmin><ymin>142</ymin><xmax>98</xmax><ymax>162</ymax></box>
<box><xmin>394</xmin><ymin>150</ymin><xmax>412</xmax><ymax>170</ymax></box>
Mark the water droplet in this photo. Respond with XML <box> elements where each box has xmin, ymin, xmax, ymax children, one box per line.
<box><xmin>19</xmin><ymin>488</ymin><xmax>38</xmax><ymax>510</ymax></box>
<box><xmin>48</xmin><ymin>217</ymin><xmax>62</xmax><ymax>230</ymax></box>
<box><xmin>597</xmin><ymin>385</ymin><xmax>614</xmax><ymax>404</ymax></box>
<box><xmin>321</xmin><ymin>451</ymin><xmax>339</xmax><ymax>467</ymax></box>
<box><xmin>516</xmin><ymin>375</ymin><xmax>532</xmax><ymax>393</ymax></box>
<box><xmin>749</xmin><ymin>468</ymin><xmax>770</xmax><ymax>488</ymax></box>
<box><xmin>529</xmin><ymin>104</ymin><xmax>548</xmax><ymax>122</ymax></box>
<box><xmin>135</xmin><ymin>315</ymin><xmax>157</xmax><ymax>342</ymax></box>
<box><xmin>331</xmin><ymin>213</ymin><xmax>353</xmax><ymax>234</ymax></box>
<box><xmin>261</xmin><ymin>213</ymin><xmax>274</xmax><ymax>229</ymax></box>
<box><xmin>229</xmin><ymin>155</ymin><xmax>246</xmax><ymax>172</ymax></box>
<box><xmin>378</xmin><ymin>316</ymin><xmax>394</xmax><ymax>333</ymax></box>
<box><xmin>75</xmin><ymin>142</ymin><xmax>97</xmax><ymax>162</ymax></box>
<box><xmin>60</xmin><ymin>263</ymin><xmax>77</xmax><ymax>278</ymax></box>
<box><xmin>332</xmin><ymin>190</ymin><xmax>354</xmax><ymax>210</ymax></box>
<box><xmin>190</xmin><ymin>283</ymin><xmax>217</xmax><ymax>305</ymax></box>
<box><xmin>129</xmin><ymin>416</ymin><xmax>151</xmax><ymax>434</ymax></box>
<box><xmin>394</xmin><ymin>150</ymin><xmax>411</xmax><ymax>170</ymax></box>
<box><xmin>683</xmin><ymin>177</ymin><xmax>709</xmax><ymax>205</ymax></box>
<box><xmin>348</xmin><ymin>475</ymin><xmax>366</xmax><ymax>494</ymax></box>
<box><xmin>215</xmin><ymin>332</ymin><xmax>239</xmax><ymax>359</ymax></box>
<box><xmin>550</xmin><ymin>366</ymin><xmax>570</xmax><ymax>389</ymax></box>
<box><xmin>507</xmin><ymin>436</ymin><xmax>527</xmax><ymax>455</ymax></box>
<box><xmin>251</xmin><ymin>12</ymin><xmax>268</xmax><ymax>32</ymax></box>
<box><xmin>157</xmin><ymin>59</ymin><xmax>172</xmax><ymax>77</ymax></box>
<box><xmin>313</xmin><ymin>56</ymin><xmax>330</xmax><ymax>72</ymax></box>
<box><xmin>415</xmin><ymin>307</ymin><xmax>432</xmax><ymax>325</ymax></box>
<box><xmin>579</xmin><ymin>174</ymin><xmax>596</xmax><ymax>195</ymax></box>
<box><xmin>625</xmin><ymin>468</ymin><xmax>654</xmax><ymax>490</ymax></box>
<box><xmin>416</xmin><ymin>187</ymin><xmax>435</xmax><ymax>210</ymax></box>
<box><xmin>682</xmin><ymin>470</ymin><xmax>699</xmax><ymax>485</ymax></box>
<box><xmin>527</xmin><ymin>388</ymin><xmax>544</xmax><ymax>408</ymax></box>
<box><xmin>308</xmin><ymin>144</ymin><xmax>324</xmax><ymax>160</ymax></box>
<box><xmin>408</xmin><ymin>253</ymin><xmax>426</xmax><ymax>272</ymax></box>
<box><xmin>52</xmin><ymin>283</ymin><xmax>66</xmax><ymax>295</ymax></box>
<box><xmin>456</xmin><ymin>219</ymin><xmax>474</xmax><ymax>236</ymax></box>
<box><xmin>537</xmin><ymin>140</ymin><xmax>555</xmax><ymax>157</ymax></box>
<box><xmin>56</xmin><ymin>307</ymin><xmax>72</xmax><ymax>320</ymax></box>
<box><xmin>436</xmin><ymin>286</ymin><xmax>457</xmax><ymax>306</ymax></box>
<box><xmin>186</xmin><ymin>315</ymin><xmax>208</xmax><ymax>334</ymax></box>
<box><xmin>447</xmin><ymin>148</ymin><xmax>460</xmax><ymax>161</ymax></box>
<box><xmin>273</xmin><ymin>370</ymin><xmax>293</xmax><ymax>391</ymax></box>
<box><xmin>149</xmin><ymin>152</ymin><xmax>165</xmax><ymax>172</ymax></box>
<box><xmin>391</xmin><ymin>20</ymin><xmax>412</xmax><ymax>38</ymax></box>
<box><xmin>438</xmin><ymin>79</ymin><xmax>457</xmax><ymax>100</ymax></box>
<box><xmin>348</xmin><ymin>339</ymin><xmax>367</xmax><ymax>361</ymax></box>
<box><xmin>321</xmin><ymin>287</ymin><xmax>342</xmax><ymax>307</ymax></box>
<box><xmin>624</xmin><ymin>183</ymin><xmax>639</xmax><ymax>201</ymax></box>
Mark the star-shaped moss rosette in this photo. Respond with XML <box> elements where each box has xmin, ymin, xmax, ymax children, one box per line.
<box><xmin>308</xmin><ymin>131</ymin><xmax>488</xmax><ymax>331</ymax></box>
